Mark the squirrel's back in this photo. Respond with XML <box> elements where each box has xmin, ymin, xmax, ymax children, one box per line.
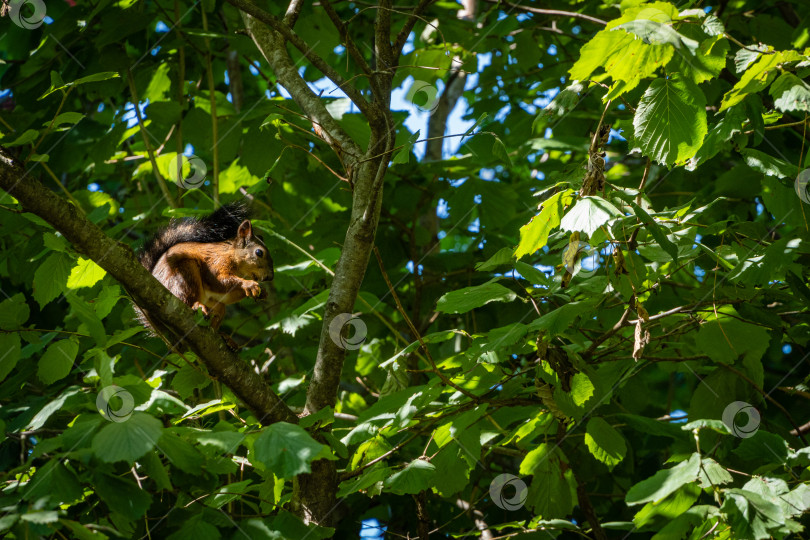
<box><xmin>139</xmin><ymin>200</ymin><xmax>251</xmax><ymax>272</ymax></box>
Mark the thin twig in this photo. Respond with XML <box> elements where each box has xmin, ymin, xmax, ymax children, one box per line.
<box><xmin>373</xmin><ymin>247</ymin><xmax>479</xmax><ymax>400</ymax></box>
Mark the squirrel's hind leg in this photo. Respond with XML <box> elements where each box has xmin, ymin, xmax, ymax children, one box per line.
<box><xmin>165</xmin><ymin>258</ymin><xmax>205</xmax><ymax>307</ymax></box>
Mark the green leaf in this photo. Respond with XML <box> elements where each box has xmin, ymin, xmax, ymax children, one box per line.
<box><xmin>167</xmin><ymin>515</ymin><xmax>220</xmax><ymax>540</ymax></box>
<box><xmin>733</xmin><ymin>431</ymin><xmax>789</xmax><ymax>463</ymax></box>
<box><xmin>384</xmin><ymin>459</ymin><xmax>436</xmax><ymax>494</ymax></box>
<box><xmin>560</xmin><ymin>196</ymin><xmax>623</xmax><ymax>237</ymax></box>
<box><xmin>625</xmin><ymin>453</ymin><xmax>701</xmax><ymax>505</ymax></box>
<box><xmin>91</xmin><ymin>413</ymin><xmax>163</xmax><ymax>464</ymax></box>
<box><xmin>633</xmin><ymin>74</ymin><xmax>708</xmax><ymax>166</ymax></box>
<box><xmin>741</xmin><ymin>148</ymin><xmax>799</xmax><ymax>179</ymax></box>
<box><xmin>668</xmin><ymin>35</ymin><xmax>729</xmax><ymax>85</ymax></box>
<box><xmin>0</xmin><ymin>293</ymin><xmax>30</xmax><ymax>329</ymax></box>
<box><xmin>393</xmin><ymin>130</ymin><xmax>420</xmax><ymax>164</ymax></box>
<box><xmin>476</xmin><ymin>247</ymin><xmax>514</xmax><ymax>271</ymax></box>
<box><xmin>698</xmin><ymin>458</ymin><xmax>733</xmax><ymax>488</ymax></box>
<box><xmin>627</xmin><ymin>201</ymin><xmax>678</xmax><ymax>263</ymax></box>
<box><xmin>38</xmin><ymin>339</ymin><xmax>79</xmax><ymax>385</ymax></box>
<box><xmin>172</xmin><ymin>363</ymin><xmax>211</xmax><ymax>399</ymax></box>
<box><xmin>4</xmin><ymin>129</ymin><xmax>39</xmax><ymax>147</ymax></box>
<box><xmin>144</xmin><ymin>63</ymin><xmax>171</xmax><ymax>101</ymax></box>
<box><xmin>140</xmin><ymin>450</ymin><xmax>173</xmax><ymax>491</ymax></box>
<box><xmin>719</xmin><ymin>50</ymin><xmax>802</xmax><ymax>111</ymax></box>
<box><xmin>702</xmin><ymin>14</ymin><xmax>725</xmax><ymax>36</ymax></box>
<box><xmin>33</xmin><ymin>252</ymin><xmax>72</xmax><ymax>308</ymax></box>
<box><xmin>67</xmin><ymin>258</ymin><xmax>107</xmax><ymax>289</ymax></box>
<box><xmin>47</xmin><ymin>112</ymin><xmax>85</xmax><ymax>128</ymax></box>
<box><xmin>66</xmin><ymin>294</ymin><xmax>107</xmax><ymax>347</ymax></box>
<box><xmin>23</xmin><ymin>459</ymin><xmax>83</xmax><ymax>504</ymax></box>
<box><xmin>491</xmin><ymin>135</ymin><xmax>512</xmax><ymax>166</ymax></box>
<box><xmin>254</xmin><ymin>422</ymin><xmax>336</xmax><ymax>478</ymax></box>
<box><xmin>570</xmin><ymin>29</ymin><xmax>673</xmax><ymax>99</ymax></box>
<box><xmin>687</xmin><ymin>105</ymin><xmax>747</xmax><ymax>170</ymax></box>
<box><xmin>40</xmin><ymin>72</ymin><xmax>121</xmax><ymax>99</ymax></box>
<box><xmin>158</xmin><ymin>431</ymin><xmax>204</xmax><ymax>474</ymax></box>
<box><xmin>515</xmin><ymin>189</ymin><xmax>574</xmax><ymax>258</ymax></box>
<box><xmin>695</xmin><ymin>316</ymin><xmax>770</xmax><ymax>363</ymax></box>
<box><xmin>527</xmin><ymin>300</ymin><xmax>597</xmax><ymax>337</ymax></box>
<box><xmin>569</xmin><ymin>372</ymin><xmax>595</xmax><ymax>407</ymax></box>
<box><xmin>219</xmin><ymin>159</ymin><xmax>261</xmax><ymax>194</ymax></box>
<box><xmin>20</xmin><ymin>511</ymin><xmax>58</xmax><ymax>524</ymax></box>
<box><xmin>337</xmin><ymin>464</ymin><xmax>392</xmax><ymax>498</ymax></box>
<box><xmin>533</xmin><ymin>81</ymin><xmax>586</xmax><ymax>132</ymax></box>
<box><xmin>195</xmin><ymin>431</ymin><xmax>245</xmax><ymax>452</ymax></box>
<box><xmin>770</xmin><ymin>72</ymin><xmax>810</xmax><ymax>113</ymax></box>
<box><xmin>617</xmin><ymin>20</ymin><xmax>698</xmax><ymax>51</ymax></box>
<box><xmin>523</xmin><ymin>446</ymin><xmax>575</xmax><ymax>518</ymax></box>
<box><xmin>436</xmin><ymin>281</ymin><xmax>517</xmax><ymax>314</ymax></box>
<box><xmin>28</xmin><ymin>387</ymin><xmax>83</xmax><ymax>431</ymax></box>
<box><xmin>633</xmin><ymin>483</ymin><xmax>701</xmax><ymax>529</ymax></box>
<box><xmin>520</xmin><ymin>442</ymin><xmax>555</xmax><ymax>475</ymax></box>
<box><xmin>0</xmin><ymin>333</ymin><xmax>21</xmax><ymax>383</ymax></box>
<box><xmin>584</xmin><ymin>417</ymin><xmax>627</xmax><ymax>471</ymax></box>
<box><xmin>93</xmin><ymin>471</ymin><xmax>152</xmax><ymax>521</ymax></box>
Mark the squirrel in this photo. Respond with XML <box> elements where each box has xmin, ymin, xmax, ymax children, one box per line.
<box><xmin>135</xmin><ymin>201</ymin><xmax>273</xmax><ymax>335</ymax></box>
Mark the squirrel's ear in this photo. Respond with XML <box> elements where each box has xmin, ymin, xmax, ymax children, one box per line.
<box><xmin>237</xmin><ymin>220</ymin><xmax>252</xmax><ymax>240</ymax></box>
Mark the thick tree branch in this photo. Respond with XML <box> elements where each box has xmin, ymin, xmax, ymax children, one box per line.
<box><xmin>0</xmin><ymin>148</ymin><xmax>297</xmax><ymax>426</ymax></box>
<box><xmin>375</xmin><ymin>0</ymin><xmax>395</xmax><ymax>76</ymax></box>
<box><xmin>284</xmin><ymin>0</ymin><xmax>305</xmax><ymax>26</ymax></box>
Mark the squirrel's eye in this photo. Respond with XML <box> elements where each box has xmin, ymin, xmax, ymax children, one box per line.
<box><xmin>255</xmin><ymin>249</ymin><xmax>264</xmax><ymax>258</ymax></box>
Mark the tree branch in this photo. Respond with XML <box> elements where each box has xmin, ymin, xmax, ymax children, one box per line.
<box><xmin>393</xmin><ymin>0</ymin><xmax>435</xmax><ymax>60</ymax></box>
<box><xmin>225</xmin><ymin>0</ymin><xmax>378</xmax><ymax>125</ymax></box>
<box><xmin>319</xmin><ymin>0</ymin><xmax>375</xmax><ymax>78</ymax></box>
<box><xmin>481</xmin><ymin>0</ymin><xmax>607</xmax><ymax>26</ymax></box>
<box><xmin>375</xmin><ymin>0</ymin><xmax>395</xmax><ymax>77</ymax></box>
<box><xmin>0</xmin><ymin>148</ymin><xmax>297</xmax><ymax>426</ymax></box>
<box><xmin>284</xmin><ymin>0</ymin><xmax>305</xmax><ymax>26</ymax></box>
<box><xmin>236</xmin><ymin>0</ymin><xmax>363</xmax><ymax>159</ymax></box>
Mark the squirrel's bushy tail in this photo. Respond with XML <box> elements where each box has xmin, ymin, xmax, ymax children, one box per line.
<box><xmin>138</xmin><ymin>200</ymin><xmax>251</xmax><ymax>271</ymax></box>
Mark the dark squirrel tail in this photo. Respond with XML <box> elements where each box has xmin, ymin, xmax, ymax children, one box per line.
<box><xmin>138</xmin><ymin>200</ymin><xmax>252</xmax><ymax>271</ymax></box>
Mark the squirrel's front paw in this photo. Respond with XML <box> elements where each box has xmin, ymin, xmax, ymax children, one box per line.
<box><xmin>242</xmin><ymin>280</ymin><xmax>262</xmax><ymax>298</ymax></box>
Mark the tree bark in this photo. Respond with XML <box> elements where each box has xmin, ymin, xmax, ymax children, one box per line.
<box><xmin>0</xmin><ymin>148</ymin><xmax>297</xmax><ymax>426</ymax></box>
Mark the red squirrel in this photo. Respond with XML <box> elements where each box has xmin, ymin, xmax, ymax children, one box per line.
<box><xmin>136</xmin><ymin>201</ymin><xmax>273</xmax><ymax>333</ymax></box>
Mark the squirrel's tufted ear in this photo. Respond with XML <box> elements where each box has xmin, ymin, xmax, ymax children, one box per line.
<box><xmin>237</xmin><ymin>220</ymin><xmax>252</xmax><ymax>240</ymax></box>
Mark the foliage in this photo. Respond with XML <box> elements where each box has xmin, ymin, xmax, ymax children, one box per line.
<box><xmin>1</xmin><ymin>0</ymin><xmax>810</xmax><ymax>538</ymax></box>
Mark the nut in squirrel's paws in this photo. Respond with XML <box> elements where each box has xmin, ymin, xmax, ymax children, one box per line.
<box><xmin>242</xmin><ymin>280</ymin><xmax>262</xmax><ymax>298</ymax></box>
